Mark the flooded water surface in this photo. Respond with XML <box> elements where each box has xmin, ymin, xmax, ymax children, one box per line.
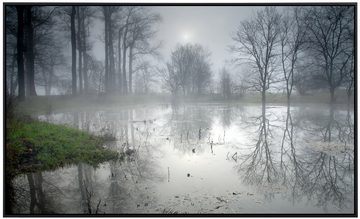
<box><xmin>12</xmin><ymin>103</ymin><xmax>354</xmax><ymax>214</ymax></box>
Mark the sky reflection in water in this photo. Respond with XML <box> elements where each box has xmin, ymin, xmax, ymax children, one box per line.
<box><xmin>12</xmin><ymin>103</ymin><xmax>354</xmax><ymax>214</ymax></box>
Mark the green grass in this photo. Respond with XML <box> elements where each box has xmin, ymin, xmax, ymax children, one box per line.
<box><xmin>6</xmin><ymin>117</ymin><xmax>119</xmax><ymax>177</ymax></box>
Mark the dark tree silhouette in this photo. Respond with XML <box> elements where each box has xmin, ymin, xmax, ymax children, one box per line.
<box><xmin>24</xmin><ymin>6</ymin><xmax>36</xmax><ymax>96</ymax></box>
<box><xmin>16</xmin><ymin>6</ymin><xmax>25</xmax><ymax>100</ymax></box>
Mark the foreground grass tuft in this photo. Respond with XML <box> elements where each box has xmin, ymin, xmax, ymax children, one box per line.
<box><xmin>6</xmin><ymin>118</ymin><xmax>119</xmax><ymax>176</ymax></box>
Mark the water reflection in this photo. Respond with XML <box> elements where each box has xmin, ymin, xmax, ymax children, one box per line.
<box><xmin>12</xmin><ymin>103</ymin><xmax>354</xmax><ymax>214</ymax></box>
<box><xmin>27</xmin><ymin>172</ymin><xmax>51</xmax><ymax>213</ymax></box>
<box><xmin>220</xmin><ymin>106</ymin><xmax>233</xmax><ymax>128</ymax></box>
<box><xmin>237</xmin><ymin>109</ymin><xmax>277</xmax><ymax>185</ymax></box>
<box><xmin>167</xmin><ymin>104</ymin><xmax>213</xmax><ymax>154</ymax></box>
<box><xmin>236</xmin><ymin>105</ymin><xmax>354</xmax><ymax>212</ymax></box>
<box><xmin>13</xmin><ymin>172</ymin><xmax>63</xmax><ymax>214</ymax></box>
<box><xmin>299</xmin><ymin>107</ymin><xmax>354</xmax><ymax>210</ymax></box>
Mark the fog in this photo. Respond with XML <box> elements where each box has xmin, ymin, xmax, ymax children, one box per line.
<box><xmin>4</xmin><ymin>4</ymin><xmax>355</xmax><ymax>215</ymax></box>
<box><xmin>79</xmin><ymin>6</ymin><xmax>258</xmax><ymax>91</ymax></box>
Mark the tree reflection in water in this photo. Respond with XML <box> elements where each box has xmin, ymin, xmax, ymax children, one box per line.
<box><xmin>299</xmin><ymin>107</ymin><xmax>354</xmax><ymax>210</ymax></box>
<box><xmin>236</xmin><ymin>105</ymin><xmax>354</xmax><ymax>211</ymax></box>
<box><xmin>27</xmin><ymin>172</ymin><xmax>52</xmax><ymax>214</ymax></box>
<box><xmin>237</xmin><ymin>109</ymin><xmax>277</xmax><ymax>185</ymax></box>
<box><xmin>11</xmin><ymin>104</ymin><xmax>354</xmax><ymax>214</ymax></box>
<box><xmin>13</xmin><ymin>108</ymin><xmax>164</xmax><ymax>214</ymax></box>
<box><xmin>13</xmin><ymin>172</ymin><xmax>60</xmax><ymax>214</ymax></box>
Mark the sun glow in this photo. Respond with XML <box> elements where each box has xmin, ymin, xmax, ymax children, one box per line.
<box><xmin>182</xmin><ymin>32</ymin><xmax>191</xmax><ymax>42</ymax></box>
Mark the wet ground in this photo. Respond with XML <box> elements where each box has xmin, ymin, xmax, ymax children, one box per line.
<box><xmin>11</xmin><ymin>102</ymin><xmax>354</xmax><ymax>214</ymax></box>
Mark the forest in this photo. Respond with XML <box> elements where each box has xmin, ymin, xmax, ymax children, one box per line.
<box><xmin>4</xmin><ymin>5</ymin><xmax>355</xmax><ymax>215</ymax></box>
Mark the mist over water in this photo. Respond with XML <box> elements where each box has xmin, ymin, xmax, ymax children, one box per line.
<box><xmin>5</xmin><ymin>4</ymin><xmax>355</xmax><ymax>215</ymax></box>
<box><xmin>11</xmin><ymin>103</ymin><xmax>354</xmax><ymax>214</ymax></box>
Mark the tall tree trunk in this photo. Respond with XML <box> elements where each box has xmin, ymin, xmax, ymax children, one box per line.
<box><xmin>40</xmin><ymin>66</ymin><xmax>50</xmax><ymax>95</ymax></box>
<box><xmin>104</xmin><ymin>7</ymin><xmax>109</xmax><ymax>93</ymax></box>
<box><xmin>347</xmin><ymin>81</ymin><xmax>353</xmax><ymax>110</ymax></box>
<box><xmin>10</xmin><ymin>46</ymin><xmax>17</xmax><ymax>96</ymax></box>
<box><xmin>118</xmin><ymin>28</ymin><xmax>122</xmax><ymax>93</ymax></box>
<box><xmin>122</xmin><ymin>27</ymin><xmax>128</xmax><ymax>94</ymax></box>
<box><xmin>330</xmin><ymin>87</ymin><xmax>335</xmax><ymax>105</ymax></box>
<box><xmin>109</xmin><ymin>14</ymin><xmax>115</xmax><ymax>93</ymax></box>
<box><xmin>77</xmin><ymin>7</ymin><xmax>83</xmax><ymax>94</ymax></box>
<box><xmin>128</xmin><ymin>44</ymin><xmax>134</xmax><ymax>94</ymax></box>
<box><xmin>82</xmin><ymin>8</ymin><xmax>88</xmax><ymax>94</ymax></box>
<box><xmin>25</xmin><ymin>6</ymin><xmax>36</xmax><ymax>96</ymax></box>
<box><xmin>16</xmin><ymin>6</ymin><xmax>25</xmax><ymax>100</ymax></box>
<box><xmin>262</xmin><ymin>88</ymin><xmax>266</xmax><ymax>116</ymax></box>
<box><xmin>47</xmin><ymin>65</ymin><xmax>54</xmax><ymax>95</ymax></box>
<box><xmin>45</xmin><ymin>85</ymin><xmax>50</xmax><ymax>96</ymax></box>
<box><xmin>71</xmin><ymin>6</ymin><xmax>77</xmax><ymax>96</ymax></box>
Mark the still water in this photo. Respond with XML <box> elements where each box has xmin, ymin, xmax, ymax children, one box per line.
<box><xmin>12</xmin><ymin>103</ymin><xmax>354</xmax><ymax>214</ymax></box>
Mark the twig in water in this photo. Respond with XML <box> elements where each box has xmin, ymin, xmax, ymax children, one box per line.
<box><xmin>232</xmin><ymin>152</ymin><xmax>238</xmax><ymax>162</ymax></box>
<box><xmin>223</xmin><ymin>130</ymin><xmax>226</xmax><ymax>144</ymax></box>
<box><xmin>95</xmin><ymin>199</ymin><xmax>101</xmax><ymax>214</ymax></box>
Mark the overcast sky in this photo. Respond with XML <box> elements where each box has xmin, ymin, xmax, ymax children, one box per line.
<box><xmin>151</xmin><ymin>6</ymin><xmax>259</xmax><ymax>74</ymax></box>
<box><xmin>90</xmin><ymin>6</ymin><xmax>260</xmax><ymax>78</ymax></box>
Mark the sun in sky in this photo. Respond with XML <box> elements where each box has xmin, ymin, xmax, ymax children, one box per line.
<box><xmin>181</xmin><ymin>31</ymin><xmax>192</xmax><ymax>42</ymax></box>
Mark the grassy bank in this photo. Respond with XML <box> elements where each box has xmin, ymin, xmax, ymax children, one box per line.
<box><xmin>6</xmin><ymin>117</ymin><xmax>119</xmax><ymax>177</ymax></box>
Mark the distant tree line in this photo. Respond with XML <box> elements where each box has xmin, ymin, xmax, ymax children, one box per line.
<box><xmin>5</xmin><ymin>5</ymin><xmax>354</xmax><ymax>105</ymax></box>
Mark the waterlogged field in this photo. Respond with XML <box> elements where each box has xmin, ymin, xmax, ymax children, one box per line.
<box><xmin>11</xmin><ymin>103</ymin><xmax>354</xmax><ymax>214</ymax></box>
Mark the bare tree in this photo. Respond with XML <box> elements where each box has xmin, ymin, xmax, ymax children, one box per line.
<box><xmin>16</xmin><ymin>6</ymin><xmax>25</xmax><ymax>100</ymax></box>
<box><xmin>163</xmin><ymin>43</ymin><xmax>211</xmax><ymax>96</ymax></box>
<box><xmin>76</xmin><ymin>7</ymin><xmax>83</xmax><ymax>94</ymax></box>
<box><xmin>36</xmin><ymin>36</ymin><xmax>65</xmax><ymax>95</ymax></box>
<box><xmin>24</xmin><ymin>6</ymin><xmax>36</xmax><ymax>96</ymax></box>
<box><xmin>8</xmin><ymin>46</ymin><xmax>18</xmax><ymax>96</ymax></box>
<box><xmin>280</xmin><ymin>7</ymin><xmax>306</xmax><ymax>106</ymax></box>
<box><xmin>81</xmin><ymin>8</ymin><xmax>88</xmax><ymax>93</ymax></box>
<box><xmin>134</xmin><ymin>61</ymin><xmax>156</xmax><ymax>94</ymax></box>
<box><xmin>344</xmin><ymin>50</ymin><xmax>354</xmax><ymax>106</ymax></box>
<box><xmin>102</xmin><ymin>6</ymin><xmax>118</xmax><ymax>94</ymax></box>
<box><xmin>158</xmin><ymin>63</ymin><xmax>180</xmax><ymax>96</ymax></box>
<box><xmin>304</xmin><ymin>6</ymin><xmax>354</xmax><ymax>104</ymax></box>
<box><xmin>117</xmin><ymin>18</ymin><xmax>124</xmax><ymax>93</ymax></box>
<box><xmin>219</xmin><ymin>67</ymin><xmax>232</xmax><ymax>99</ymax></box>
<box><xmin>121</xmin><ymin>7</ymin><xmax>137</xmax><ymax>94</ymax></box>
<box><xmin>126</xmin><ymin>7</ymin><xmax>161</xmax><ymax>94</ymax></box>
<box><xmin>87</xmin><ymin>56</ymin><xmax>105</xmax><ymax>93</ymax></box>
<box><xmin>71</xmin><ymin>6</ymin><xmax>77</xmax><ymax>96</ymax></box>
<box><xmin>5</xmin><ymin>7</ymin><xmax>18</xmax><ymax>97</ymax></box>
<box><xmin>232</xmin><ymin>7</ymin><xmax>281</xmax><ymax>113</ymax></box>
<box><xmin>191</xmin><ymin>46</ymin><xmax>211</xmax><ymax>95</ymax></box>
